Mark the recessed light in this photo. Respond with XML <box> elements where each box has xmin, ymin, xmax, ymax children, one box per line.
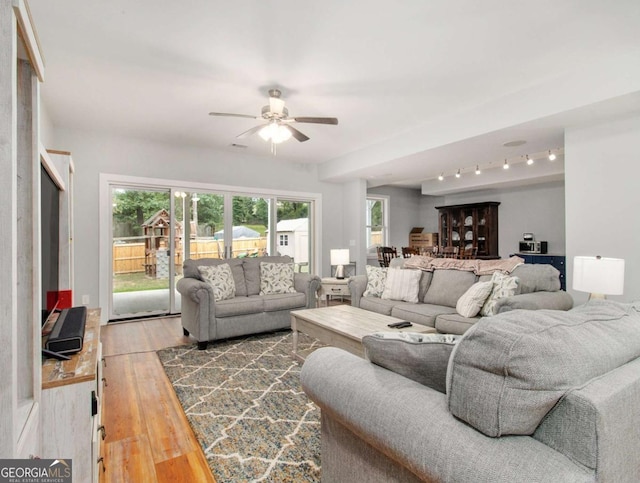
<box><xmin>503</xmin><ymin>140</ymin><xmax>527</xmax><ymax>147</ymax></box>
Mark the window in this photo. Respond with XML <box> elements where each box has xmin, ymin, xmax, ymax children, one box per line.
<box><xmin>366</xmin><ymin>195</ymin><xmax>389</xmax><ymax>256</ymax></box>
<box><xmin>279</xmin><ymin>234</ymin><xmax>289</xmax><ymax>246</ymax></box>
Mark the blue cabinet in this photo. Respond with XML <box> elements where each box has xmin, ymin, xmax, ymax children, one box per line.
<box><xmin>515</xmin><ymin>253</ymin><xmax>566</xmax><ymax>291</ymax></box>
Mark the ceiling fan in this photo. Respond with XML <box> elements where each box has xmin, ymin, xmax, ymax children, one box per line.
<box><xmin>209</xmin><ymin>88</ymin><xmax>338</xmax><ymax>145</ymax></box>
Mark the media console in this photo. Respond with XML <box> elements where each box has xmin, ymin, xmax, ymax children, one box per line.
<box><xmin>41</xmin><ymin>308</ymin><xmax>105</xmax><ymax>482</ymax></box>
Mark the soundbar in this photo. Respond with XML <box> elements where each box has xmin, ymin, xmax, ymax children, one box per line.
<box><xmin>45</xmin><ymin>306</ymin><xmax>87</xmax><ymax>355</ymax></box>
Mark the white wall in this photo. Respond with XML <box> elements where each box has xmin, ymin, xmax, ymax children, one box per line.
<box><xmin>342</xmin><ymin>179</ymin><xmax>367</xmax><ymax>274</ymax></box>
<box><xmin>370</xmin><ymin>182</ymin><xmax>566</xmax><ymax>261</ymax></box>
<box><xmin>565</xmin><ymin>114</ymin><xmax>640</xmax><ymax>304</ymax></box>
<box><xmin>435</xmin><ymin>182</ymin><xmax>566</xmax><ymax>259</ymax></box>
<box><xmin>368</xmin><ymin>186</ymin><xmax>422</xmax><ymax>249</ymax></box>
<box><xmin>49</xmin><ymin>128</ymin><xmax>346</xmax><ymax>308</ymax></box>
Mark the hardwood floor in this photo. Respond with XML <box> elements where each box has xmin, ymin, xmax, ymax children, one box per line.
<box><xmin>100</xmin><ymin>316</ymin><xmax>215</xmax><ymax>483</ymax></box>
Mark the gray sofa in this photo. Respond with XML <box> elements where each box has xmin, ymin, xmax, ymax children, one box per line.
<box><xmin>177</xmin><ymin>255</ymin><xmax>320</xmax><ymax>349</ymax></box>
<box><xmin>348</xmin><ymin>257</ymin><xmax>573</xmax><ymax>334</ymax></box>
<box><xmin>301</xmin><ymin>300</ymin><xmax>640</xmax><ymax>482</ymax></box>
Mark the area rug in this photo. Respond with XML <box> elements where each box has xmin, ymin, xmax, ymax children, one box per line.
<box><xmin>157</xmin><ymin>330</ymin><xmax>323</xmax><ymax>482</ymax></box>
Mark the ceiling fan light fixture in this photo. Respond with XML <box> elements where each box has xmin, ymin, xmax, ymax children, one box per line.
<box><xmin>259</xmin><ymin>122</ymin><xmax>291</xmax><ymax>144</ymax></box>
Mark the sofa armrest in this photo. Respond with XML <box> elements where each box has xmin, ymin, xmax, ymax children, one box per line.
<box><xmin>301</xmin><ymin>347</ymin><xmax>592</xmax><ymax>482</ymax></box>
<box><xmin>495</xmin><ymin>291</ymin><xmax>574</xmax><ymax>313</ymax></box>
<box><xmin>176</xmin><ymin>277</ymin><xmax>216</xmax><ymax>342</ymax></box>
<box><xmin>347</xmin><ymin>275</ymin><xmax>367</xmax><ymax>307</ymax></box>
<box><xmin>176</xmin><ymin>277</ymin><xmax>212</xmax><ymax>302</ymax></box>
<box><xmin>294</xmin><ymin>273</ymin><xmax>322</xmax><ymax>308</ymax></box>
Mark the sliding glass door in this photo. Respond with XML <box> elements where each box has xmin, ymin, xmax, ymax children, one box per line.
<box><xmin>110</xmin><ymin>187</ymin><xmax>174</xmax><ymax>319</ymax></box>
<box><xmin>105</xmin><ymin>177</ymin><xmax>317</xmax><ymax>321</ymax></box>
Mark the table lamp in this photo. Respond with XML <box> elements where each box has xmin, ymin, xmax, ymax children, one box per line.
<box><xmin>573</xmin><ymin>255</ymin><xmax>625</xmax><ymax>300</ymax></box>
<box><xmin>331</xmin><ymin>249</ymin><xmax>351</xmax><ymax>279</ymax></box>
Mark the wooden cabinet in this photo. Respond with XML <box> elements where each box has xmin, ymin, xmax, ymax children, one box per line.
<box><xmin>41</xmin><ymin>309</ymin><xmax>105</xmax><ymax>482</ymax></box>
<box><xmin>436</xmin><ymin>202</ymin><xmax>500</xmax><ymax>259</ymax></box>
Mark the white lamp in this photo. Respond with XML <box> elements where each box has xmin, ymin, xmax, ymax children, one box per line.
<box><xmin>573</xmin><ymin>255</ymin><xmax>625</xmax><ymax>300</ymax></box>
<box><xmin>330</xmin><ymin>249</ymin><xmax>351</xmax><ymax>279</ymax></box>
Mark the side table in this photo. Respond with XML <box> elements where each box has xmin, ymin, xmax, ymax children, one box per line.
<box><xmin>318</xmin><ymin>277</ymin><xmax>350</xmax><ymax>307</ymax></box>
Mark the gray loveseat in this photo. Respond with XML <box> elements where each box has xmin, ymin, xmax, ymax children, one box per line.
<box><xmin>349</xmin><ymin>257</ymin><xmax>573</xmax><ymax>334</ymax></box>
<box><xmin>301</xmin><ymin>300</ymin><xmax>640</xmax><ymax>482</ymax></box>
<box><xmin>177</xmin><ymin>255</ymin><xmax>320</xmax><ymax>349</ymax></box>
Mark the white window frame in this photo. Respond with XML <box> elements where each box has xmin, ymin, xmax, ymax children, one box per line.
<box><xmin>279</xmin><ymin>234</ymin><xmax>289</xmax><ymax>246</ymax></box>
<box><xmin>366</xmin><ymin>195</ymin><xmax>389</xmax><ymax>258</ymax></box>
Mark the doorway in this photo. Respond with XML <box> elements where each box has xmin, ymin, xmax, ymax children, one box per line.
<box><xmin>110</xmin><ymin>186</ymin><xmax>178</xmax><ymax>320</ymax></box>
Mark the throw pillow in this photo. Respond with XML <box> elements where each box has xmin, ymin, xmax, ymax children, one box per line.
<box><xmin>381</xmin><ymin>268</ymin><xmax>421</xmax><ymax>303</ymax></box>
<box><xmin>363</xmin><ymin>265</ymin><xmax>387</xmax><ymax>297</ymax></box>
<box><xmin>363</xmin><ymin>332</ymin><xmax>462</xmax><ymax>393</ymax></box>
<box><xmin>480</xmin><ymin>271</ymin><xmax>520</xmax><ymax>316</ymax></box>
<box><xmin>259</xmin><ymin>262</ymin><xmax>296</xmax><ymax>295</ymax></box>
<box><xmin>456</xmin><ymin>281</ymin><xmax>494</xmax><ymax>317</ymax></box>
<box><xmin>198</xmin><ymin>263</ymin><xmax>236</xmax><ymax>302</ymax></box>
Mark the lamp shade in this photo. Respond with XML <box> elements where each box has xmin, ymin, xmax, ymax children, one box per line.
<box><xmin>330</xmin><ymin>249</ymin><xmax>350</xmax><ymax>266</ymax></box>
<box><xmin>573</xmin><ymin>256</ymin><xmax>625</xmax><ymax>296</ymax></box>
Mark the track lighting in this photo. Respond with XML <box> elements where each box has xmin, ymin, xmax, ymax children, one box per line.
<box><xmin>438</xmin><ymin>173</ymin><xmax>444</xmax><ymax>181</ymax></box>
<box><xmin>548</xmin><ymin>150</ymin><xmax>556</xmax><ymax>161</ymax></box>
<box><xmin>526</xmin><ymin>155</ymin><xmax>534</xmax><ymax>165</ymax></box>
<box><xmin>503</xmin><ymin>159</ymin><xmax>509</xmax><ymax>169</ymax></box>
<box><xmin>475</xmin><ymin>165</ymin><xmax>481</xmax><ymax>175</ymax></box>
<box><xmin>455</xmin><ymin>169</ymin><xmax>461</xmax><ymax>178</ymax></box>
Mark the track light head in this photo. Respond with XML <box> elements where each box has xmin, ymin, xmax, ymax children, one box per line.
<box><xmin>438</xmin><ymin>173</ymin><xmax>444</xmax><ymax>181</ymax></box>
<box><xmin>475</xmin><ymin>165</ymin><xmax>481</xmax><ymax>175</ymax></box>
<box><xmin>455</xmin><ymin>169</ymin><xmax>461</xmax><ymax>178</ymax></box>
<box><xmin>526</xmin><ymin>155</ymin><xmax>534</xmax><ymax>165</ymax></box>
<box><xmin>548</xmin><ymin>150</ymin><xmax>556</xmax><ymax>161</ymax></box>
<box><xmin>503</xmin><ymin>159</ymin><xmax>509</xmax><ymax>169</ymax></box>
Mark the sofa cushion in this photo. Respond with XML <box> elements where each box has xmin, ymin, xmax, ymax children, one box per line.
<box><xmin>262</xmin><ymin>292</ymin><xmax>306</xmax><ymax>312</ymax></box>
<box><xmin>423</xmin><ymin>270</ymin><xmax>476</xmax><ymax>307</ymax></box>
<box><xmin>360</xmin><ymin>296</ymin><xmax>400</xmax><ymax>316</ymax></box>
<box><xmin>214</xmin><ymin>295</ymin><xmax>264</xmax><ymax>318</ymax></box>
<box><xmin>185</xmin><ymin>257</ymin><xmax>247</xmax><ymax>296</ymax></box>
<box><xmin>447</xmin><ymin>300</ymin><xmax>640</xmax><ymax>437</ymax></box>
<box><xmin>388</xmin><ymin>258</ymin><xmax>433</xmax><ymax>301</ymax></box>
<box><xmin>479</xmin><ymin>271</ymin><xmax>520</xmax><ymax>316</ymax></box>
<box><xmin>456</xmin><ymin>281</ymin><xmax>493</xmax><ymax>317</ymax></box>
<box><xmin>381</xmin><ymin>268</ymin><xmax>421</xmax><ymax>303</ymax></box>
<box><xmin>390</xmin><ymin>303</ymin><xmax>456</xmax><ymax>328</ymax></box>
<box><xmin>363</xmin><ymin>332</ymin><xmax>461</xmax><ymax>393</ymax></box>
<box><xmin>243</xmin><ymin>256</ymin><xmax>293</xmax><ymax>295</ymax></box>
<box><xmin>434</xmin><ymin>313</ymin><xmax>479</xmax><ymax>335</ymax></box>
<box><xmin>198</xmin><ymin>263</ymin><xmax>236</xmax><ymax>301</ymax></box>
<box><xmin>511</xmin><ymin>264</ymin><xmax>561</xmax><ymax>294</ymax></box>
<box><xmin>259</xmin><ymin>262</ymin><xmax>296</xmax><ymax>295</ymax></box>
<box><xmin>363</xmin><ymin>265</ymin><xmax>387</xmax><ymax>297</ymax></box>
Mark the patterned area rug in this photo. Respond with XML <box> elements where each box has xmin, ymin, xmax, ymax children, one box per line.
<box><xmin>157</xmin><ymin>330</ymin><xmax>323</xmax><ymax>482</ymax></box>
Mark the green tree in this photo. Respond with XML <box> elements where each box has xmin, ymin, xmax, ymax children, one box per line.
<box><xmin>112</xmin><ymin>190</ymin><xmax>169</xmax><ymax>236</ymax></box>
<box><xmin>277</xmin><ymin>201</ymin><xmax>308</xmax><ymax>220</ymax></box>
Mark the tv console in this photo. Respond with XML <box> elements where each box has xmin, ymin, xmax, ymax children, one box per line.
<box><xmin>41</xmin><ymin>308</ymin><xmax>105</xmax><ymax>482</ymax></box>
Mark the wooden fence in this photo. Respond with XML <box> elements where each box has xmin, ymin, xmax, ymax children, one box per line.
<box><xmin>113</xmin><ymin>237</ymin><xmax>268</xmax><ymax>274</ymax></box>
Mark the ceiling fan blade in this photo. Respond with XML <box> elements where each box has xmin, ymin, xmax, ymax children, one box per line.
<box><xmin>284</xmin><ymin>125</ymin><xmax>310</xmax><ymax>142</ymax></box>
<box><xmin>236</xmin><ymin>124</ymin><xmax>265</xmax><ymax>139</ymax></box>
<box><xmin>293</xmin><ymin>116</ymin><xmax>338</xmax><ymax>125</ymax></box>
<box><xmin>209</xmin><ymin>112</ymin><xmax>259</xmax><ymax>120</ymax></box>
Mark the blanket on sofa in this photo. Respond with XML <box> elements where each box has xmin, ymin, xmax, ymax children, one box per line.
<box><xmin>404</xmin><ymin>255</ymin><xmax>524</xmax><ymax>275</ymax></box>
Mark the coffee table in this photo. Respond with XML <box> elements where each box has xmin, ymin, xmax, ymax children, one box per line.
<box><xmin>290</xmin><ymin>304</ymin><xmax>437</xmax><ymax>360</ymax></box>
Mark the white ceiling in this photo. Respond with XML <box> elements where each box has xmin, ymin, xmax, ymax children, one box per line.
<box><xmin>28</xmin><ymin>0</ymin><xmax>640</xmax><ymax>192</ymax></box>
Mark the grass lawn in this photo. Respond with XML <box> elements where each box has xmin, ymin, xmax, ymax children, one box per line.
<box><xmin>113</xmin><ymin>272</ymin><xmax>182</xmax><ymax>293</ymax></box>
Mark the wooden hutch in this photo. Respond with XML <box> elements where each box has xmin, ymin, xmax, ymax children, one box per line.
<box><xmin>436</xmin><ymin>202</ymin><xmax>500</xmax><ymax>259</ymax></box>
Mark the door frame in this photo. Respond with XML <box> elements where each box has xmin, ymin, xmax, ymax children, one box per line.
<box><xmin>99</xmin><ymin>173</ymin><xmax>322</xmax><ymax>324</ymax></box>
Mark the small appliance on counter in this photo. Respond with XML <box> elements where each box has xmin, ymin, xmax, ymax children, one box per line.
<box><xmin>518</xmin><ymin>233</ymin><xmax>548</xmax><ymax>254</ymax></box>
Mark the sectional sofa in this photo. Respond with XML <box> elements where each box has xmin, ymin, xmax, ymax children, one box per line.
<box><xmin>348</xmin><ymin>256</ymin><xmax>573</xmax><ymax>334</ymax></box>
<box><xmin>301</xmin><ymin>300</ymin><xmax>640</xmax><ymax>482</ymax></box>
<box><xmin>177</xmin><ymin>255</ymin><xmax>320</xmax><ymax>349</ymax></box>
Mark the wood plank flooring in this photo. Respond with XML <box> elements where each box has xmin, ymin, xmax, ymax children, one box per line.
<box><xmin>100</xmin><ymin>316</ymin><xmax>215</xmax><ymax>483</ymax></box>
